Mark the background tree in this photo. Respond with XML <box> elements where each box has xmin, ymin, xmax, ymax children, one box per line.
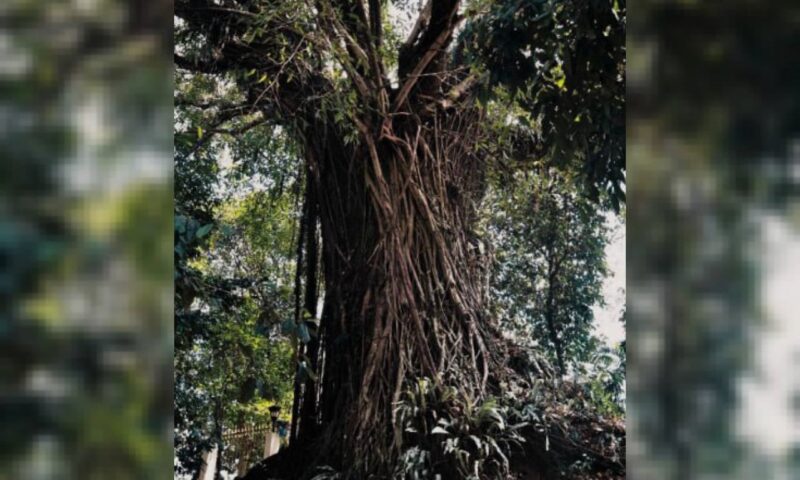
<box><xmin>174</xmin><ymin>101</ymin><xmax>302</xmax><ymax>478</ymax></box>
<box><xmin>488</xmin><ymin>170</ymin><xmax>610</xmax><ymax>377</ymax></box>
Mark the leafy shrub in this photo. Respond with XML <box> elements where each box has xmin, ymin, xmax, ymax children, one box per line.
<box><xmin>393</xmin><ymin>377</ymin><xmax>526</xmax><ymax>480</ymax></box>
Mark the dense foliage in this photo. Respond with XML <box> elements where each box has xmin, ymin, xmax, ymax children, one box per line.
<box><xmin>1</xmin><ymin>1</ymin><xmax>172</xmax><ymax>478</ymax></box>
<box><xmin>174</xmin><ymin>108</ymin><xmax>302</xmax><ymax>476</ymax></box>
<box><xmin>628</xmin><ymin>2</ymin><xmax>800</xmax><ymax>478</ymax></box>
<box><xmin>175</xmin><ymin>0</ymin><xmax>626</xmax><ymax>477</ymax></box>
<box><xmin>488</xmin><ymin>171</ymin><xmax>610</xmax><ymax>376</ymax></box>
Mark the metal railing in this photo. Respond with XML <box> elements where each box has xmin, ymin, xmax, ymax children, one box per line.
<box><xmin>223</xmin><ymin>424</ymin><xmax>278</xmax><ymax>477</ymax></box>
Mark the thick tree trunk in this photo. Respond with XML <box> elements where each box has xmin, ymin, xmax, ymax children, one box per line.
<box><xmin>289</xmin><ymin>109</ymin><xmax>500</xmax><ymax>477</ymax></box>
<box><xmin>176</xmin><ymin>3</ymin><xmax>625</xmax><ymax>478</ymax></box>
<box><xmin>242</xmin><ymin>111</ymin><xmax>623</xmax><ymax>480</ymax></box>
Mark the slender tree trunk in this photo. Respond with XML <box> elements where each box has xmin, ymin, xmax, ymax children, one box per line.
<box><xmin>213</xmin><ymin>399</ymin><xmax>224</xmax><ymax>480</ymax></box>
<box><xmin>289</xmin><ymin>184</ymin><xmax>308</xmax><ymax>441</ymax></box>
<box><xmin>544</xmin><ymin>188</ymin><xmax>566</xmax><ymax>377</ymax></box>
<box><xmin>298</xmin><ymin>174</ymin><xmax>320</xmax><ymax>440</ymax></box>
<box><xmin>546</xmin><ymin>267</ymin><xmax>566</xmax><ymax>377</ymax></box>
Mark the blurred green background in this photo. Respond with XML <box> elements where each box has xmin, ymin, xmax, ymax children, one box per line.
<box><xmin>628</xmin><ymin>1</ymin><xmax>800</xmax><ymax>478</ymax></box>
<box><xmin>0</xmin><ymin>0</ymin><xmax>172</xmax><ymax>478</ymax></box>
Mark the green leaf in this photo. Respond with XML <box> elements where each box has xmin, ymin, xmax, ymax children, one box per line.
<box><xmin>196</xmin><ymin>223</ymin><xmax>213</xmax><ymax>239</ymax></box>
<box><xmin>431</xmin><ymin>426</ymin><xmax>449</xmax><ymax>435</ymax></box>
<box><xmin>175</xmin><ymin>215</ymin><xmax>187</xmax><ymax>233</ymax></box>
<box><xmin>281</xmin><ymin>319</ymin><xmax>296</xmax><ymax>334</ymax></box>
<box><xmin>304</xmin><ymin>316</ymin><xmax>320</xmax><ymax>327</ymax></box>
<box><xmin>297</xmin><ymin>322</ymin><xmax>311</xmax><ymax>344</ymax></box>
<box><xmin>468</xmin><ymin>435</ymin><xmax>482</xmax><ymax>449</ymax></box>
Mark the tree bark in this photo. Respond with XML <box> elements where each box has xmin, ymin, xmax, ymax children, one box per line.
<box><xmin>213</xmin><ymin>399</ymin><xmax>224</xmax><ymax>480</ymax></box>
<box><xmin>298</xmin><ymin>173</ymin><xmax>321</xmax><ymax>440</ymax></box>
<box><xmin>288</xmin><ymin>107</ymin><xmax>500</xmax><ymax>476</ymax></box>
<box><xmin>289</xmin><ymin>179</ymin><xmax>309</xmax><ymax>442</ymax></box>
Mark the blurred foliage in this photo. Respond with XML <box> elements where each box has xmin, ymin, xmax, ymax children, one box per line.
<box><xmin>629</xmin><ymin>1</ymin><xmax>800</xmax><ymax>478</ymax></box>
<box><xmin>0</xmin><ymin>0</ymin><xmax>171</xmax><ymax>479</ymax></box>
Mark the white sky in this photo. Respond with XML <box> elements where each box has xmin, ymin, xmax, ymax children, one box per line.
<box><xmin>594</xmin><ymin>212</ymin><xmax>626</xmax><ymax>347</ymax></box>
<box><xmin>737</xmin><ymin>212</ymin><xmax>800</xmax><ymax>467</ymax></box>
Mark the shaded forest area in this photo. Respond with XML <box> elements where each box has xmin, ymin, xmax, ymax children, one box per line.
<box><xmin>174</xmin><ymin>0</ymin><xmax>625</xmax><ymax>478</ymax></box>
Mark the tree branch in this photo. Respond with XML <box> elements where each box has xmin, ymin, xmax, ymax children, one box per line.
<box><xmin>435</xmin><ymin>72</ymin><xmax>485</xmax><ymax>110</ymax></box>
<box><xmin>174</xmin><ymin>53</ymin><xmax>231</xmax><ymax>74</ymax></box>
<box><xmin>183</xmin><ymin>111</ymin><xmax>269</xmax><ymax>158</ymax></box>
<box><xmin>392</xmin><ymin>15</ymin><xmax>462</xmax><ymax>112</ymax></box>
<box><xmin>402</xmin><ymin>0</ymin><xmax>432</xmax><ymax>52</ymax></box>
<box><xmin>368</xmin><ymin>0</ymin><xmax>382</xmax><ymax>49</ymax></box>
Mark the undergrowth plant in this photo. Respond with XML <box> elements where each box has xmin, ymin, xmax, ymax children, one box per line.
<box><xmin>393</xmin><ymin>377</ymin><xmax>526</xmax><ymax>480</ymax></box>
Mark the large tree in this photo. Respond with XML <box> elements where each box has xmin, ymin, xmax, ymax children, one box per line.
<box><xmin>175</xmin><ymin>0</ymin><xmax>625</xmax><ymax>477</ymax></box>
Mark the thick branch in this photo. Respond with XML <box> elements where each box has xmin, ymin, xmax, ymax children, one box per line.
<box><xmin>315</xmin><ymin>0</ymin><xmax>374</xmax><ymax>97</ymax></box>
<box><xmin>392</xmin><ymin>17</ymin><xmax>462</xmax><ymax>112</ymax></box>
<box><xmin>398</xmin><ymin>0</ymin><xmax>459</xmax><ymax>76</ymax></box>
<box><xmin>181</xmin><ymin>111</ymin><xmax>268</xmax><ymax>157</ymax></box>
<box><xmin>432</xmin><ymin>71</ymin><xmax>485</xmax><ymax>111</ymax></box>
<box><xmin>368</xmin><ymin>0</ymin><xmax>382</xmax><ymax>48</ymax></box>
<box><xmin>401</xmin><ymin>0</ymin><xmax>432</xmax><ymax>53</ymax></box>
